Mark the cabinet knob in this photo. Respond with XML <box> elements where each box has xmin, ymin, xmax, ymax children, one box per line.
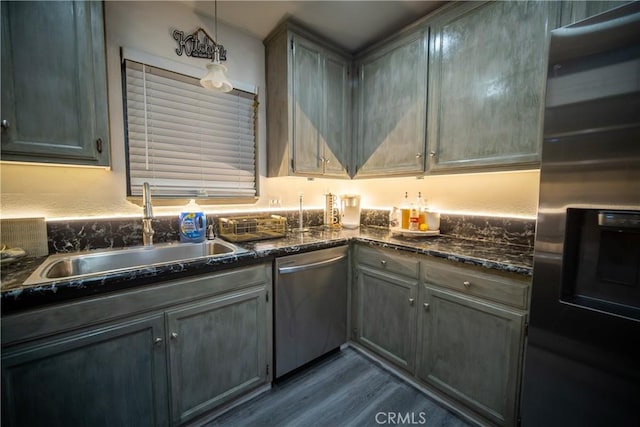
<box><xmin>429</xmin><ymin>151</ymin><xmax>436</xmax><ymax>157</ymax></box>
<box><xmin>1</xmin><ymin>119</ymin><xmax>9</xmax><ymax>130</ymax></box>
<box><xmin>171</xmin><ymin>332</ymin><xmax>179</xmax><ymax>340</ymax></box>
<box><xmin>409</xmin><ymin>298</ymin><xmax>415</xmax><ymax>305</ymax></box>
<box><xmin>463</xmin><ymin>280</ymin><xmax>471</xmax><ymax>288</ymax></box>
<box><xmin>380</xmin><ymin>260</ymin><xmax>387</xmax><ymax>266</ymax></box>
<box><xmin>423</xmin><ymin>303</ymin><xmax>430</xmax><ymax>311</ymax></box>
<box><xmin>154</xmin><ymin>337</ymin><xmax>163</xmax><ymax>345</ymax></box>
<box><xmin>416</xmin><ymin>153</ymin><xmax>423</xmax><ymax>159</ymax></box>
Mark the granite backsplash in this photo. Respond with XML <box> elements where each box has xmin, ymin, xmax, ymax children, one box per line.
<box><xmin>45</xmin><ymin>209</ymin><xmax>535</xmax><ymax>255</ymax></box>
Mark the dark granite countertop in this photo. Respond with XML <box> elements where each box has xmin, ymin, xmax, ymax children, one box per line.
<box><xmin>1</xmin><ymin>227</ymin><xmax>532</xmax><ymax>314</ymax></box>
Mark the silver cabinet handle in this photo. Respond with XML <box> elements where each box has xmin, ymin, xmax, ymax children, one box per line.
<box><xmin>171</xmin><ymin>332</ymin><xmax>179</xmax><ymax>340</ymax></box>
<box><xmin>1</xmin><ymin>119</ymin><xmax>9</xmax><ymax>130</ymax></box>
<box><xmin>423</xmin><ymin>303</ymin><xmax>430</xmax><ymax>311</ymax></box>
<box><xmin>380</xmin><ymin>260</ymin><xmax>387</xmax><ymax>266</ymax></box>
<box><xmin>416</xmin><ymin>153</ymin><xmax>423</xmax><ymax>159</ymax></box>
<box><xmin>409</xmin><ymin>298</ymin><xmax>415</xmax><ymax>305</ymax></box>
<box><xmin>154</xmin><ymin>337</ymin><xmax>163</xmax><ymax>345</ymax></box>
<box><xmin>429</xmin><ymin>151</ymin><xmax>436</xmax><ymax>157</ymax></box>
<box><xmin>463</xmin><ymin>281</ymin><xmax>471</xmax><ymax>288</ymax></box>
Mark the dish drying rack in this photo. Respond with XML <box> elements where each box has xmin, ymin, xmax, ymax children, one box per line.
<box><xmin>218</xmin><ymin>215</ymin><xmax>287</xmax><ymax>242</ymax></box>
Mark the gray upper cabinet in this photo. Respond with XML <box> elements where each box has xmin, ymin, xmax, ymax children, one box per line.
<box><xmin>323</xmin><ymin>52</ymin><xmax>352</xmax><ymax>176</ymax></box>
<box><xmin>354</xmin><ymin>29</ymin><xmax>429</xmax><ymax>177</ymax></box>
<box><xmin>265</xmin><ymin>23</ymin><xmax>351</xmax><ymax>178</ymax></box>
<box><xmin>427</xmin><ymin>1</ymin><xmax>559</xmax><ymax>172</ymax></box>
<box><xmin>0</xmin><ymin>1</ymin><xmax>110</xmax><ymax>166</ymax></box>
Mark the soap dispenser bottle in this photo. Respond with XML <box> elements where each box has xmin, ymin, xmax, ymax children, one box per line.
<box><xmin>179</xmin><ymin>199</ymin><xmax>206</xmax><ymax>243</ymax></box>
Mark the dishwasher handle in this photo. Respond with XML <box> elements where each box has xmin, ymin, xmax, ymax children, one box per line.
<box><xmin>277</xmin><ymin>255</ymin><xmax>347</xmax><ymax>275</ymax></box>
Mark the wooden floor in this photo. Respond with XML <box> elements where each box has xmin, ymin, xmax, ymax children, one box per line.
<box><xmin>206</xmin><ymin>347</ymin><xmax>475</xmax><ymax>427</ymax></box>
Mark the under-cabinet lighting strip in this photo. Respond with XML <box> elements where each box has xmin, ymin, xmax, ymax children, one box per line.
<box><xmin>41</xmin><ymin>208</ymin><xmax>535</xmax><ymax>222</ymax></box>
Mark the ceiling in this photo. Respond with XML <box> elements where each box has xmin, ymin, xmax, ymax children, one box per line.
<box><xmin>184</xmin><ymin>1</ymin><xmax>447</xmax><ymax>52</ymax></box>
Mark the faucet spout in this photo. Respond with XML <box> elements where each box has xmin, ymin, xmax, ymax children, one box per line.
<box><xmin>142</xmin><ymin>182</ymin><xmax>155</xmax><ymax>246</ymax></box>
<box><xmin>142</xmin><ymin>182</ymin><xmax>154</xmax><ymax>219</ymax></box>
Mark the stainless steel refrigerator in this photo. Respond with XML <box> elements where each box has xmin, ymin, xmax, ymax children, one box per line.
<box><xmin>520</xmin><ymin>3</ymin><xmax>640</xmax><ymax>426</ymax></box>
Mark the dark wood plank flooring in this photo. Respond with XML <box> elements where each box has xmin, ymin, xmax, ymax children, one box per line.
<box><xmin>206</xmin><ymin>347</ymin><xmax>476</xmax><ymax>427</ymax></box>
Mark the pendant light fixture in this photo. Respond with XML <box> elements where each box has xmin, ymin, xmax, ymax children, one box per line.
<box><xmin>200</xmin><ymin>0</ymin><xmax>233</xmax><ymax>92</ymax></box>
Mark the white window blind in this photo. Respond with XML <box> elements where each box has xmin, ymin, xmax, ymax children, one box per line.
<box><xmin>123</xmin><ymin>60</ymin><xmax>257</xmax><ymax>199</ymax></box>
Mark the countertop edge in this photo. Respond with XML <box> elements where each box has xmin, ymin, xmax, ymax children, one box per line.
<box><xmin>1</xmin><ymin>228</ymin><xmax>532</xmax><ymax>314</ymax></box>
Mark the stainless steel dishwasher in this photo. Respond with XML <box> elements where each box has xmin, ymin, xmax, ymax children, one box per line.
<box><xmin>274</xmin><ymin>245</ymin><xmax>348</xmax><ymax>378</ymax></box>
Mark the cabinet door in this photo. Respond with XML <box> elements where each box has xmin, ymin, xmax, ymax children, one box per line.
<box><xmin>323</xmin><ymin>52</ymin><xmax>350</xmax><ymax>177</ymax></box>
<box><xmin>0</xmin><ymin>1</ymin><xmax>109</xmax><ymax>166</ymax></box>
<box><xmin>167</xmin><ymin>287</ymin><xmax>269</xmax><ymax>425</ymax></box>
<box><xmin>428</xmin><ymin>1</ymin><xmax>558</xmax><ymax>171</ymax></box>
<box><xmin>354</xmin><ymin>265</ymin><xmax>418</xmax><ymax>371</ymax></box>
<box><xmin>417</xmin><ymin>287</ymin><xmax>525</xmax><ymax>426</ymax></box>
<box><xmin>356</xmin><ymin>30</ymin><xmax>428</xmax><ymax>177</ymax></box>
<box><xmin>292</xmin><ymin>35</ymin><xmax>324</xmax><ymax>174</ymax></box>
<box><xmin>1</xmin><ymin>315</ymin><xmax>168</xmax><ymax>427</ymax></box>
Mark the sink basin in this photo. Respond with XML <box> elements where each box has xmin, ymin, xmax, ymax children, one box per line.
<box><xmin>24</xmin><ymin>240</ymin><xmax>247</xmax><ymax>285</ymax></box>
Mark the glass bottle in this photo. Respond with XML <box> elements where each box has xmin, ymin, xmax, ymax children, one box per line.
<box><xmin>409</xmin><ymin>203</ymin><xmax>419</xmax><ymax>231</ymax></box>
<box><xmin>417</xmin><ymin>192</ymin><xmax>427</xmax><ymax>229</ymax></box>
<box><xmin>401</xmin><ymin>192</ymin><xmax>410</xmax><ymax>229</ymax></box>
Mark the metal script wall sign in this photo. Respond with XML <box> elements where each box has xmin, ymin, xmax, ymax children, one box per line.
<box><xmin>173</xmin><ymin>27</ymin><xmax>227</xmax><ymax>61</ymax></box>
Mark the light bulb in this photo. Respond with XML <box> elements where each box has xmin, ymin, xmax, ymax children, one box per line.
<box><xmin>200</xmin><ymin>62</ymin><xmax>233</xmax><ymax>92</ymax></box>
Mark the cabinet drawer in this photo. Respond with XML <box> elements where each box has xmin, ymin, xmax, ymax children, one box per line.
<box><xmin>422</xmin><ymin>258</ymin><xmax>530</xmax><ymax>309</ymax></box>
<box><xmin>356</xmin><ymin>245</ymin><xmax>419</xmax><ymax>279</ymax></box>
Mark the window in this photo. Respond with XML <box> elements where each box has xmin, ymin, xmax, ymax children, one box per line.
<box><xmin>123</xmin><ymin>59</ymin><xmax>257</xmax><ymax>200</ymax></box>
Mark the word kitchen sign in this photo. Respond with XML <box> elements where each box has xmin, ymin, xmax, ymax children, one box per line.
<box><xmin>172</xmin><ymin>28</ymin><xmax>227</xmax><ymax>61</ymax></box>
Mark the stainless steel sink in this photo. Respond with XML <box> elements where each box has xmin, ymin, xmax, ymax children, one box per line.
<box><xmin>24</xmin><ymin>239</ymin><xmax>247</xmax><ymax>285</ymax></box>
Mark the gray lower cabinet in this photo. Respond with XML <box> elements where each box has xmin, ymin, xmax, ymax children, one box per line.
<box><xmin>352</xmin><ymin>245</ymin><xmax>530</xmax><ymax>426</ymax></box>
<box><xmin>352</xmin><ymin>245</ymin><xmax>420</xmax><ymax>371</ymax></box>
<box><xmin>353</xmin><ymin>265</ymin><xmax>418</xmax><ymax>371</ymax></box>
<box><xmin>167</xmin><ymin>287</ymin><xmax>268</xmax><ymax>425</ymax></box>
<box><xmin>354</xmin><ymin>29</ymin><xmax>429</xmax><ymax>177</ymax></box>
<box><xmin>1</xmin><ymin>264</ymin><xmax>272</xmax><ymax>427</ymax></box>
<box><xmin>1</xmin><ymin>314</ymin><xmax>168</xmax><ymax>427</ymax></box>
<box><xmin>0</xmin><ymin>0</ymin><xmax>110</xmax><ymax>166</ymax></box>
<box><xmin>427</xmin><ymin>1</ymin><xmax>560</xmax><ymax>172</ymax></box>
<box><xmin>417</xmin><ymin>287</ymin><xmax>526</xmax><ymax>426</ymax></box>
<box><xmin>418</xmin><ymin>257</ymin><xmax>530</xmax><ymax>426</ymax></box>
<box><xmin>264</xmin><ymin>22</ymin><xmax>351</xmax><ymax>177</ymax></box>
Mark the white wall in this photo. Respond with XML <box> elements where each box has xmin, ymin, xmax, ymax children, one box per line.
<box><xmin>0</xmin><ymin>1</ymin><xmax>539</xmax><ymax>220</ymax></box>
<box><xmin>272</xmin><ymin>170</ymin><xmax>540</xmax><ymax>218</ymax></box>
